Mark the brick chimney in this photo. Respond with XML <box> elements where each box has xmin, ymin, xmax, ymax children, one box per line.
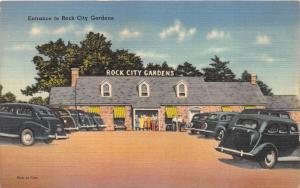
<box><xmin>251</xmin><ymin>74</ymin><xmax>257</xmax><ymax>85</ymax></box>
<box><xmin>71</xmin><ymin>68</ymin><xmax>79</xmax><ymax>87</ymax></box>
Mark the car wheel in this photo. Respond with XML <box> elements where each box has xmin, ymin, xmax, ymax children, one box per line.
<box><xmin>44</xmin><ymin>139</ymin><xmax>53</xmax><ymax>144</ymax></box>
<box><xmin>258</xmin><ymin>148</ymin><xmax>277</xmax><ymax>169</ymax></box>
<box><xmin>215</xmin><ymin>129</ymin><xmax>225</xmax><ymax>141</ymax></box>
<box><xmin>232</xmin><ymin>155</ymin><xmax>243</xmax><ymax>161</ymax></box>
<box><xmin>20</xmin><ymin>129</ymin><xmax>35</xmax><ymax>146</ymax></box>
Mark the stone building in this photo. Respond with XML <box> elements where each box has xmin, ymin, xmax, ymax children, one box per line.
<box><xmin>49</xmin><ymin>68</ymin><xmax>300</xmax><ymax>131</ymax></box>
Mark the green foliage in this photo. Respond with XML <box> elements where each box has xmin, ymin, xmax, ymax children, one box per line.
<box><xmin>21</xmin><ymin>32</ymin><xmax>143</xmax><ymax>96</ymax></box>
<box><xmin>0</xmin><ymin>85</ymin><xmax>17</xmax><ymax>103</ymax></box>
<box><xmin>28</xmin><ymin>96</ymin><xmax>49</xmax><ymax>105</ymax></box>
<box><xmin>239</xmin><ymin>70</ymin><xmax>273</xmax><ymax>96</ymax></box>
<box><xmin>146</xmin><ymin>61</ymin><xmax>175</xmax><ymax>71</ymax></box>
<box><xmin>175</xmin><ymin>62</ymin><xmax>202</xmax><ymax>77</ymax></box>
<box><xmin>202</xmin><ymin>56</ymin><xmax>236</xmax><ymax>82</ymax></box>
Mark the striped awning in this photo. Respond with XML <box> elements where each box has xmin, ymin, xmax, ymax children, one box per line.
<box><xmin>113</xmin><ymin>106</ymin><xmax>126</xmax><ymax>118</ymax></box>
<box><xmin>88</xmin><ymin>106</ymin><xmax>101</xmax><ymax>114</ymax></box>
<box><xmin>244</xmin><ymin>106</ymin><xmax>257</xmax><ymax>109</ymax></box>
<box><xmin>221</xmin><ymin>106</ymin><xmax>232</xmax><ymax>112</ymax></box>
<box><xmin>165</xmin><ymin>106</ymin><xmax>177</xmax><ymax>118</ymax></box>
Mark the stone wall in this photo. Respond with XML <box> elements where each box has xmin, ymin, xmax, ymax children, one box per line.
<box><xmin>288</xmin><ymin>111</ymin><xmax>300</xmax><ymax>125</ymax></box>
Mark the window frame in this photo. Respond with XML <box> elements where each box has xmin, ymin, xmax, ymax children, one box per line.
<box><xmin>100</xmin><ymin>81</ymin><xmax>112</xmax><ymax>97</ymax></box>
<box><xmin>176</xmin><ymin>81</ymin><xmax>187</xmax><ymax>98</ymax></box>
<box><xmin>138</xmin><ymin>81</ymin><xmax>150</xmax><ymax>97</ymax></box>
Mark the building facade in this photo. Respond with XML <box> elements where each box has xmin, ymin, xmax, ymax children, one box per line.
<box><xmin>49</xmin><ymin>68</ymin><xmax>281</xmax><ymax>131</ymax></box>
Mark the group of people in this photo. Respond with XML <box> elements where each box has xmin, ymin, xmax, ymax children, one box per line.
<box><xmin>135</xmin><ymin>114</ymin><xmax>159</xmax><ymax>131</ymax></box>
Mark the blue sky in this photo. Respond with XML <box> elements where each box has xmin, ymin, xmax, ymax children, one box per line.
<box><xmin>0</xmin><ymin>1</ymin><xmax>299</xmax><ymax>100</ymax></box>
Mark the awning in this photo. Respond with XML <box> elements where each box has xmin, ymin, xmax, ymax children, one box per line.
<box><xmin>221</xmin><ymin>106</ymin><xmax>232</xmax><ymax>112</ymax></box>
<box><xmin>88</xmin><ymin>106</ymin><xmax>101</xmax><ymax>114</ymax></box>
<box><xmin>244</xmin><ymin>106</ymin><xmax>257</xmax><ymax>109</ymax></box>
<box><xmin>113</xmin><ymin>106</ymin><xmax>126</xmax><ymax>118</ymax></box>
<box><xmin>165</xmin><ymin>106</ymin><xmax>177</xmax><ymax>118</ymax></box>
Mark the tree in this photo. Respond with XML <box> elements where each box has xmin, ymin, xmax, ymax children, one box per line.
<box><xmin>21</xmin><ymin>32</ymin><xmax>143</xmax><ymax>96</ymax></box>
<box><xmin>28</xmin><ymin>96</ymin><xmax>49</xmax><ymax>105</ymax></box>
<box><xmin>175</xmin><ymin>62</ymin><xmax>202</xmax><ymax>77</ymax></box>
<box><xmin>145</xmin><ymin>61</ymin><xmax>175</xmax><ymax>71</ymax></box>
<box><xmin>202</xmin><ymin>56</ymin><xmax>236</xmax><ymax>82</ymax></box>
<box><xmin>239</xmin><ymin>70</ymin><xmax>273</xmax><ymax>96</ymax></box>
<box><xmin>0</xmin><ymin>85</ymin><xmax>17</xmax><ymax>103</ymax></box>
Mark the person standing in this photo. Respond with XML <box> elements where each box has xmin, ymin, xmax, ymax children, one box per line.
<box><xmin>135</xmin><ymin>115</ymin><xmax>140</xmax><ymax>131</ymax></box>
<box><xmin>140</xmin><ymin>115</ymin><xmax>144</xmax><ymax>131</ymax></box>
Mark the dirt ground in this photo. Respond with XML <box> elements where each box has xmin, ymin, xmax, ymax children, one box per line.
<box><xmin>0</xmin><ymin>131</ymin><xmax>299</xmax><ymax>188</ymax></box>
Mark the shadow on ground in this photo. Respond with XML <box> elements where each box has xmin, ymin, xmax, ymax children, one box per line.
<box><xmin>0</xmin><ymin>137</ymin><xmax>57</xmax><ymax>147</ymax></box>
<box><xmin>218</xmin><ymin>158</ymin><xmax>300</xmax><ymax>170</ymax></box>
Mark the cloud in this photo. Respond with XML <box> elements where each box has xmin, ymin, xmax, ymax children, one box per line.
<box><xmin>53</xmin><ymin>25</ymin><xmax>75</xmax><ymax>35</ymax></box>
<box><xmin>29</xmin><ymin>25</ymin><xmax>46</xmax><ymax>36</ymax></box>
<box><xmin>135</xmin><ymin>50</ymin><xmax>169</xmax><ymax>60</ymax></box>
<box><xmin>6</xmin><ymin>44</ymin><xmax>34</xmax><ymax>51</ymax></box>
<box><xmin>204</xmin><ymin>47</ymin><xmax>229</xmax><ymax>54</ymax></box>
<box><xmin>119</xmin><ymin>28</ymin><xmax>141</xmax><ymax>39</ymax></box>
<box><xmin>255</xmin><ymin>34</ymin><xmax>271</xmax><ymax>45</ymax></box>
<box><xmin>160</xmin><ymin>20</ymin><xmax>197</xmax><ymax>43</ymax></box>
<box><xmin>206</xmin><ymin>30</ymin><xmax>230</xmax><ymax>40</ymax></box>
<box><xmin>261</xmin><ymin>54</ymin><xmax>274</xmax><ymax>63</ymax></box>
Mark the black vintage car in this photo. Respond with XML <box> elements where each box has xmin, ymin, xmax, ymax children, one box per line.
<box><xmin>49</xmin><ymin>107</ymin><xmax>78</xmax><ymax>132</ymax></box>
<box><xmin>216</xmin><ymin>114</ymin><xmax>300</xmax><ymax>168</ymax></box>
<box><xmin>0</xmin><ymin>103</ymin><xmax>68</xmax><ymax>146</ymax></box>
<box><xmin>195</xmin><ymin>112</ymin><xmax>239</xmax><ymax>140</ymax></box>
<box><xmin>241</xmin><ymin>109</ymin><xmax>291</xmax><ymax>119</ymax></box>
<box><xmin>88</xmin><ymin>113</ymin><xmax>107</xmax><ymax>130</ymax></box>
<box><xmin>68</xmin><ymin>110</ymin><xmax>101</xmax><ymax>131</ymax></box>
<box><xmin>186</xmin><ymin>113</ymin><xmax>210</xmax><ymax>134</ymax></box>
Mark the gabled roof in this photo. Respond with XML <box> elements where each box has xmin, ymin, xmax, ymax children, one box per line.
<box><xmin>266</xmin><ymin>95</ymin><xmax>300</xmax><ymax>110</ymax></box>
<box><xmin>49</xmin><ymin>76</ymin><xmax>267</xmax><ymax>107</ymax></box>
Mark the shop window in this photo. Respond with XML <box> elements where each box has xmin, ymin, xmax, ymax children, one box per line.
<box><xmin>176</xmin><ymin>81</ymin><xmax>187</xmax><ymax>98</ymax></box>
<box><xmin>101</xmin><ymin>81</ymin><xmax>111</xmax><ymax>97</ymax></box>
<box><xmin>138</xmin><ymin>81</ymin><xmax>150</xmax><ymax>97</ymax></box>
<box><xmin>113</xmin><ymin>106</ymin><xmax>126</xmax><ymax>129</ymax></box>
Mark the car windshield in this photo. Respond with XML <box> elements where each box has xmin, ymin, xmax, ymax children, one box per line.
<box><xmin>234</xmin><ymin>119</ymin><xmax>259</xmax><ymax>130</ymax></box>
<box><xmin>38</xmin><ymin>109</ymin><xmax>55</xmax><ymax>117</ymax></box>
<box><xmin>207</xmin><ymin>114</ymin><xmax>218</xmax><ymax>120</ymax></box>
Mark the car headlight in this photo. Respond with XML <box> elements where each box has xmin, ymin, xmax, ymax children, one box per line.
<box><xmin>63</xmin><ymin>120</ymin><xmax>67</xmax><ymax>123</ymax></box>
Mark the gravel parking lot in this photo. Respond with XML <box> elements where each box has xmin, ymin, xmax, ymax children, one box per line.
<box><xmin>0</xmin><ymin>131</ymin><xmax>299</xmax><ymax>188</ymax></box>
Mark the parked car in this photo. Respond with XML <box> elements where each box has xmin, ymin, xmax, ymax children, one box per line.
<box><xmin>88</xmin><ymin>112</ymin><xmax>107</xmax><ymax>130</ymax></box>
<box><xmin>216</xmin><ymin>114</ymin><xmax>300</xmax><ymax>169</ymax></box>
<box><xmin>0</xmin><ymin>103</ymin><xmax>68</xmax><ymax>146</ymax></box>
<box><xmin>186</xmin><ymin>113</ymin><xmax>210</xmax><ymax>134</ymax></box>
<box><xmin>241</xmin><ymin>109</ymin><xmax>291</xmax><ymax>119</ymax></box>
<box><xmin>195</xmin><ymin>112</ymin><xmax>239</xmax><ymax>140</ymax></box>
<box><xmin>68</xmin><ymin>110</ymin><xmax>100</xmax><ymax>131</ymax></box>
<box><xmin>49</xmin><ymin>107</ymin><xmax>78</xmax><ymax>132</ymax></box>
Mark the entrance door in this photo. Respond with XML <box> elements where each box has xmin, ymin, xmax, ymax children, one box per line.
<box><xmin>133</xmin><ymin>109</ymin><xmax>159</xmax><ymax>131</ymax></box>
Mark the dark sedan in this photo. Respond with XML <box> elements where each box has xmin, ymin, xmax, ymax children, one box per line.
<box><xmin>186</xmin><ymin>113</ymin><xmax>210</xmax><ymax>134</ymax></box>
<box><xmin>50</xmin><ymin>107</ymin><xmax>78</xmax><ymax>132</ymax></box>
<box><xmin>0</xmin><ymin>103</ymin><xmax>68</xmax><ymax>146</ymax></box>
<box><xmin>216</xmin><ymin>114</ymin><xmax>300</xmax><ymax>168</ymax></box>
<box><xmin>195</xmin><ymin>112</ymin><xmax>238</xmax><ymax>140</ymax></box>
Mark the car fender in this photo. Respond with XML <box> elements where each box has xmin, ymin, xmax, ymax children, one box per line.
<box><xmin>214</xmin><ymin>124</ymin><xmax>227</xmax><ymax>134</ymax></box>
<box><xmin>251</xmin><ymin>142</ymin><xmax>279</xmax><ymax>159</ymax></box>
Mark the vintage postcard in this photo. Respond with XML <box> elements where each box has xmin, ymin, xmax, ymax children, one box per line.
<box><xmin>0</xmin><ymin>1</ymin><xmax>299</xmax><ymax>188</ymax></box>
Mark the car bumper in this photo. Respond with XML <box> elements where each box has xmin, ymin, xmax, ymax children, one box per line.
<box><xmin>194</xmin><ymin>129</ymin><xmax>214</xmax><ymax>133</ymax></box>
<box><xmin>65</xmin><ymin>127</ymin><xmax>79</xmax><ymax>131</ymax></box>
<box><xmin>215</xmin><ymin>146</ymin><xmax>254</xmax><ymax>157</ymax></box>
<box><xmin>80</xmin><ymin>125</ymin><xmax>97</xmax><ymax>129</ymax></box>
<box><xmin>49</xmin><ymin>134</ymin><xmax>69</xmax><ymax>139</ymax></box>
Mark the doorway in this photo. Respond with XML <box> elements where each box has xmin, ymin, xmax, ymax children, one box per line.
<box><xmin>133</xmin><ymin>109</ymin><xmax>159</xmax><ymax>131</ymax></box>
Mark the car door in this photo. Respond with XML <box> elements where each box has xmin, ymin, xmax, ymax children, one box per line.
<box><xmin>0</xmin><ymin>105</ymin><xmax>16</xmax><ymax>135</ymax></box>
<box><xmin>15</xmin><ymin>106</ymin><xmax>34</xmax><ymax>134</ymax></box>
<box><xmin>205</xmin><ymin>114</ymin><xmax>219</xmax><ymax>131</ymax></box>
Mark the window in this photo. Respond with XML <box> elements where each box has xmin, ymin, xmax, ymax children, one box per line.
<box><xmin>222</xmin><ymin>106</ymin><xmax>232</xmax><ymax>112</ymax></box>
<box><xmin>0</xmin><ymin>106</ymin><xmax>13</xmax><ymax>114</ymax></box>
<box><xmin>236</xmin><ymin>119</ymin><xmax>258</xmax><ymax>129</ymax></box>
<box><xmin>208</xmin><ymin>114</ymin><xmax>218</xmax><ymax>120</ymax></box>
<box><xmin>16</xmin><ymin>107</ymin><xmax>32</xmax><ymax>117</ymax></box>
<box><xmin>176</xmin><ymin>81</ymin><xmax>187</xmax><ymax>98</ymax></box>
<box><xmin>101</xmin><ymin>81</ymin><xmax>111</xmax><ymax>97</ymax></box>
<box><xmin>138</xmin><ymin>81</ymin><xmax>150</xmax><ymax>97</ymax></box>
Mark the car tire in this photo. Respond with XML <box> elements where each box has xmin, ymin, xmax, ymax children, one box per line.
<box><xmin>215</xmin><ymin>129</ymin><xmax>225</xmax><ymax>141</ymax></box>
<box><xmin>44</xmin><ymin>139</ymin><xmax>53</xmax><ymax>144</ymax></box>
<box><xmin>258</xmin><ymin>148</ymin><xmax>277</xmax><ymax>169</ymax></box>
<box><xmin>20</xmin><ymin>129</ymin><xmax>35</xmax><ymax>146</ymax></box>
<box><xmin>232</xmin><ymin>155</ymin><xmax>243</xmax><ymax>161</ymax></box>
